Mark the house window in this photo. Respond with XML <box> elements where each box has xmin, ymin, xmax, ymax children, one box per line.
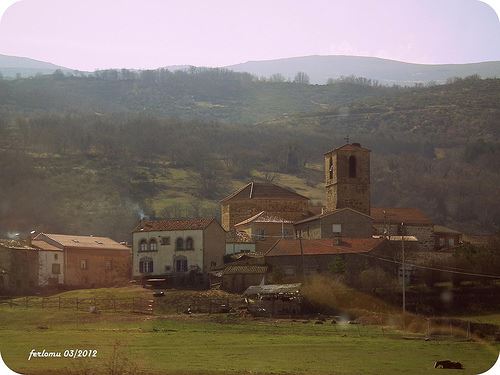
<box><xmin>176</xmin><ymin>237</ymin><xmax>184</xmax><ymax>250</ymax></box>
<box><xmin>256</xmin><ymin>228</ymin><xmax>265</xmax><ymax>241</ymax></box>
<box><xmin>448</xmin><ymin>238</ymin><xmax>455</xmax><ymax>247</ymax></box>
<box><xmin>139</xmin><ymin>239</ymin><xmax>148</xmax><ymax>252</ymax></box>
<box><xmin>160</xmin><ymin>237</ymin><xmax>170</xmax><ymax>245</ymax></box>
<box><xmin>439</xmin><ymin>237</ymin><xmax>445</xmax><ymax>247</ymax></box>
<box><xmin>349</xmin><ymin>155</ymin><xmax>357</xmax><ymax>178</ymax></box>
<box><xmin>54</xmin><ymin>253</ymin><xmax>58</xmax><ymax>260</ymax></box>
<box><xmin>175</xmin><ymin>257</ymin><xmax>188</xmax><ymax>272</ymax></box>
<box><xmin>80</xmin><ymin>259</ymin><xmax>88</xmax><ymax>270</ymax></box>
<box><xmin>165</xmin><ymin>265</ymin><xmax>171</xmax><ymax>272</ymax></box>
<box><xmin>210</xmin><ymin>261</ymin><xmax>217</xmax><ymax>268</ymax></box>
<box><xmin>149</xmin><ymin>238</ymin><xmax>158</xmax><ymax>251</ymax></box>
<box><xmin>139</xmin><ymin>257</ymin><xmax>153</xmax><ymax>273</ymax></box>
<box><xmin>52</xmin><ymin>263</ymin><xmax>61</xmax><ymax>274</ymax></box>
<box><xmin>332</xmin><ymin>224</ymin><xmax>342</xmax><ymax>234</ymax></box>
<box><xmin>185</xmin><ymin>237</ymin><xmax>194</xmax><ymax>250</ymax></box>
<box><xmin>105</xmin><ymin>260</ymin><xmax>112</xmax><ymax>270</ymax></box>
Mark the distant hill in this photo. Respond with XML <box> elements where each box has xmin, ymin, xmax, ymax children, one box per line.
<box><xmin>0</xmin><ymin>54</ymin><xmax>72</xmax><ymax>78</ymax></box>
<box><xmin>226</xmin><ymin>55</ymin><xmax>500</xmax><ymax>85</ymax></box>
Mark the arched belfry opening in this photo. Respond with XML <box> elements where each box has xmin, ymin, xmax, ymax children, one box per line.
<box><xmin>329</xmin><ymin>157</ymin><xmax>333</xmax><ymax>179</ymax></box>
<box><xmin>349</xmin><ymin>155</ymin><xmax>357</xmax><ymax>178</ymax></box>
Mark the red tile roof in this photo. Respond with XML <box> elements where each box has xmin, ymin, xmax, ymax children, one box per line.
<box><xmin>371</xmin><ymin>207</ymin><xmax>432</xmax><ymax>226</ymax></box>
<box><xmin>265</xmin><ymin>237</ymin><xmax>386</xmax><ymax>257</ymax></box>
<box><xmin>226</xmin><ymin>230</ymin><xmax>255</xmax><ymax>244</ymax></box>
<box><xmin>34</xmin><ymin>233</ymin><xmax>129</xmax><ymax>250</ymax></box>
<box><xmin>294</xmin><ymin>207</ymin><xmax>373</xmax><ymax>225</ymax></box>
<box><xmin>31</xmin><ymin>240</ymin><xmax>62</xmax><ymax>251</ymax></box>
<box><xmin>133</xmin><ymin>218</ymin><xmax>215</xmax><ymax>232</ymax></box>
<box><xmin>235</xmin><ymin>211</ymin><xmax>294</xmax><ymax>227</ymax></box>
<box><xmin>221</xmin><ymin>181</ymin><xmax>309</xmax><ymax>202</ymax></box>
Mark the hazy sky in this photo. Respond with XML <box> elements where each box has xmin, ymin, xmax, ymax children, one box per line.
<box><xmin>0</xmin><ymin>0</ymin><xmax>499</xmax><ymax>71</ymax></box>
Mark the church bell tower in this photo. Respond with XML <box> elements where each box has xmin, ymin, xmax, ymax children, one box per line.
<box><xmin>324</xmin><ymin>142</ymin><xmax>371</xmax><ymax>215</ymax></box>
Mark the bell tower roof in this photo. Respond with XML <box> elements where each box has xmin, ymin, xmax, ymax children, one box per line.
<box><xmin>324</xmin><ymin>143</ymin><xmax>371</xmax><ymax>155</ymax></box>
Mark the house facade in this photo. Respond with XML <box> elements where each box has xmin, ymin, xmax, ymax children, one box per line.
<box><xmin>32</xmin><ymin>233</ymin><xmax>131</xmax><ymax>288</ymax></box>
<box><xmin>234</xmin><ymin>211</ymin><xmax>295</xmax><ymax>253</ymax></box>
<box><xmin>0</xmin><ymin>240</ymin><xmax>39</xmax><ymax>295</ymax></box>
<box><xmin>433</xmin><ymin>225</ymin><xmax>462</xmax><ymax>250</ymax></box>
<box><xmin>132</xmin><ymin>218</ymin><xmax>225</xmax><ymax>285</ymax></box>
<box><xmin>294</xmin><ymin>207</ymin><xmax>373</xmax><ymax>239</ymax></box>
<box><xmin>371</xmin><ymin>207</ymin><xmax>434</xmax><ymax>251</ymax></box>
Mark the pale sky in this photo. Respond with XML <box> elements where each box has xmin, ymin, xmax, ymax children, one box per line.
<box><xmin>0</xmin><ymin>0</ymin><xmax>499</xmax><ymax>71</ymax></box>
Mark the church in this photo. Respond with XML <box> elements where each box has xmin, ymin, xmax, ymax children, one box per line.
<box><xmin>221</xmin><ymin>142</ymin><xmax>435</xmax><ymax>252</ymax></box>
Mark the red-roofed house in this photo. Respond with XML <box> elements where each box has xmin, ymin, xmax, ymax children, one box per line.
<box><xmin>234</xmin><ymin>211</ymin><xmax>295</xmax><ymax>253</ymax></box>
<box><xmin>32</xmin><ymin>233</ymin><xmax>131</xmax><ymax>288</ymax></box>
<box><xmin>371</xmin><ymin>207</ymin><xmax>434</xmax><ymax>251</ymax></box>
<box><xmin>264</xmin><ymin>237</ymin><xmax>388</xmax><ymax>280</ymax></box>
<box><xmin>132</xmin><ymin>218</ymin><xmax>225</xmax><ymax>286</ymax></box>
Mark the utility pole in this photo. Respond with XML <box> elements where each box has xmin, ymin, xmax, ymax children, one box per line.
<box><xmin>401</xmin><ymin>222</ymin><xmax>406</xmax><ymax>330</ymax></box>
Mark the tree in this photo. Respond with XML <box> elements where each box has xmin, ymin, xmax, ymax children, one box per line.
<box><xmin>294</xmin><ymin>71</ymin><xmax>310</xmax><ymax>84</ymax></box>
<box><xmin>269</xmin><ymin>73</ymin><xmax>286</xmax><ymax>83</ymax></box>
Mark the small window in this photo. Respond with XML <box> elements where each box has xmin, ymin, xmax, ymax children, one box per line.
<box><xmin>176</xmin><ymin>237</ymin><xmax>184</xmax><ymax>250</ymax></box>
<box><xmin>149</xmin><ymin>238</ymin><xmax>158</xmax><ymax>251</ymax></box>
<box><xmin>105</xmin><ymin>260</ymin><xmax>112</xmax><ymax>270</ymax></box>
<box><xmin>54</xmin><ymin>253</ymin><xmax>58</xmax><ymax>260</ymax></box>
<box><xmin>80</xmin><ymin>259</ymin><xmax>88</xmax><ymax>270</ymax></box>
<box><xmin>349</xmin><ymin>155</ymin><xmax>357</xmax><ymax>178</ymax></box>
<box><xmin>448</xmin><ymin>238</ymin><xmax>455</xmax><ymax>247</ymax></box>
<box><xmin>256</xmin><ymin>229</ymin><xmax>265</xmax><ymax>241</ymax></box>
<box><xmin>185</xmin><ymin>237</ymin><xmax>194</xmax><ymax>250</ymax></box>
<box><xmin>329</xmin><ymin>157</ymin><xmax>333</xmax><ymax>179</ymax></box>
<box><xmin>160</xmin><ymin>237</ymin><xmax>170</xmax><ymax>245</ymax></box>
<box><xmin>165</xmin><ymin>265</ymin><xmax>171</xmax><ymax>272</ymax></box>
<box><xmin>139</xmin><ymin>257</ymin><xmax>153</xmax><ymax>273</ymax></box>
<box><xmin>52</xmin><ymin>263</ymin><xmax>61</xmax><ymax>274</ymax></box>
<box><xmin>139</xmin><ymin>239</ymin><xmax>148</xmax><ymax>252</ymax></box>
<box><xmin>210</xmin><ymin>261</ymin><xmax>217</xmax><ymax>268</ymax></box>
<box><xmin>332</xmin><ymin>224</ymin><xmax>342</xmax><ymax>234</ymax></box>
<box><xmin>439</xmin><ymin>237</ymin><xmax>445</xmax><ymax>247</ymax></box>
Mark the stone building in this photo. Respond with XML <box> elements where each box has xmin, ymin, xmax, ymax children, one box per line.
<box><xmin>234</xmin><ymin>211</ymin><xmax>295</xmax><ymax>253</ymax></box>
<box><xmin>371</xmin><ymin>208</ymin><xmax>434</xmax><ymax>251</ymax></box>
<box><xmin>433</xmin><ymin>225</ymin><xmax>462</xmax><ymax>250</ymax></box>
<box><xmin>220</xmin><ymin>181</ymin><xmax>310</xmax><ymax>231</ymax></box>
<box><xmin>0</xmin><ymin>240</ymin><xmax>39</xmax><ymax>295</ymax></box>
<box><xmin>294</xmin><ymin>207</ymin><xmax>373</xmax><ymax>239</ymax></box>
<box><xmin>324</xmin><ymin>143</ymin><xmax>371</xmax><ymax>216</ymax></box>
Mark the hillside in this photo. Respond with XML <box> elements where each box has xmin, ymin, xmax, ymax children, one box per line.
<box><xmin>227</xmin><ymin>55</ymin><xmax>500</xmax><ymax>85</ymax></box>
<box><xmin>0</xmin><ymin>71</ymin><xmax>499</xmax><ymax>240</ymax></box>
<box><xmin>0</xmin><ymin>54</ymin><xmax>72</xmax><ymax>78</ymax></box>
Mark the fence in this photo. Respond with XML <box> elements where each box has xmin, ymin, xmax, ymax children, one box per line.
<box><xmin>0</xmin><ymin>296</ymin><xmax>154</xmax><ymax>313</ymax></box>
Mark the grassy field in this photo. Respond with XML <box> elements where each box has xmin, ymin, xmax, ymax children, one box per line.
<box><xmin>0</xmin><ymin>287</ymin><xmax>499</xmax><ymax>375</ymax></box>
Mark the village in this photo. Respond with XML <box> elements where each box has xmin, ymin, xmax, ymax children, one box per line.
<box><xmin>1</xmin><ymin>142</ymin><xmax>495</xmax><ymax>317</ymax></box>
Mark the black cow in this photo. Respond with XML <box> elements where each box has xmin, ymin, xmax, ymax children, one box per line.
<box><xmin>434</xmin><ymin>360</ymin><xmax>464</xmax><ymax>369</ymax></box>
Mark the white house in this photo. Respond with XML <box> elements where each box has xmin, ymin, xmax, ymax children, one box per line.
<box><xmin>31</xmin><ymin>238</ymin><xmax>65</xmax><ymax>287</ymax></box>
<box><xmin>132</xmin><ymin>218</ymin><xmax>226</xmax><ymax>285</ymax></box>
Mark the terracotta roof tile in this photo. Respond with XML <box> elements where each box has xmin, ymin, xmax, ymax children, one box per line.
<box><xmin>371</xmin><ymin>207</ymin><xmax>432</xmax><ymax>226</ymax></box>
<box><xmin>265</xmin><ymin>238</ymin><xmax>386</xmax><ymax>257</ymax></box>
<box><xmin>134</xmin><ymin>218</ymin><xmax>215</xmax><ymax>232</ymax></box>
<box><xmin>34</xmin><ymin>233</ymin><xmax>129</xmax><ymax>250</ymax></box>
<box><xmin>294</xmin><ymin>207</ymin><xmax>373</xmax><ymax>225</ymax></box>
<box><xmin>31</xmin><ymin>240</ymin><xmax>62</xmax><ymax>251</ymax></box>
<box><xmin>226</xmin><ymin>230</ymin><xmax>255</xmax><ymax>243</ymax></box>
<box><xmin>221</xmin><ymin>181</ymin><xmax>309</xmax><ymax>202</ymax></box>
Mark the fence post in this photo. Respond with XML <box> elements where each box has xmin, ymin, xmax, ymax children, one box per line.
<box><xmin>427</xmin><ymin>319</ymin><xmax>430</xmax><ymax>337</ymax></box>
<box><xmin>467</xmin><ymin>321</ymin><xmax>471</xmax><ymax>340</ymax></box>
